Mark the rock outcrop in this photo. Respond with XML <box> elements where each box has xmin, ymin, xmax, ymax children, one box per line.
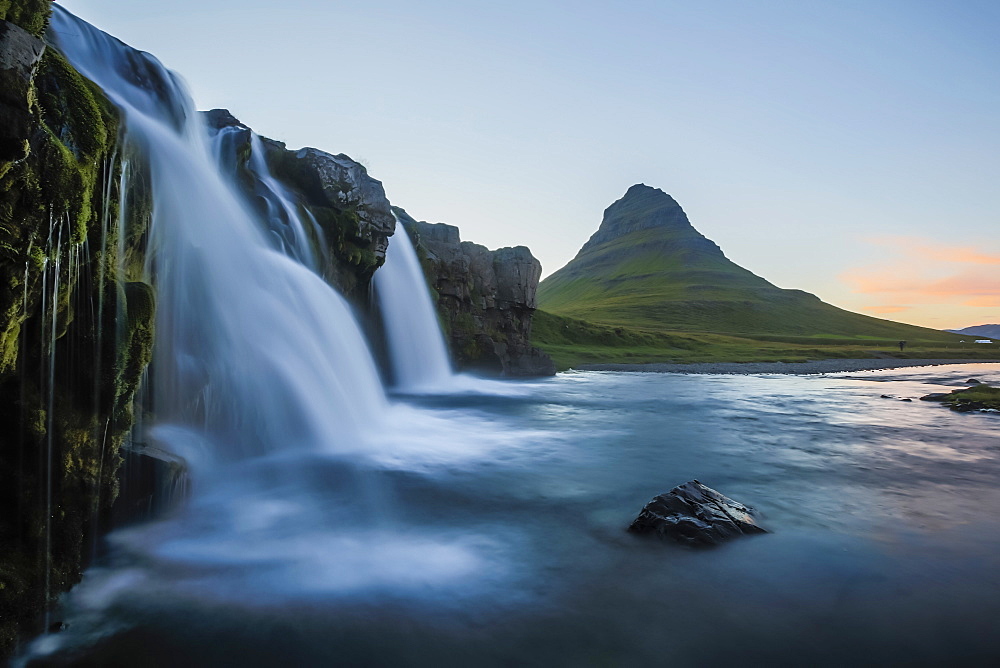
<box><xmin>0</xmin><ymin>19</ymin><xmax>45</xmax><ymax>163</ymax></box>
<box><xmin>200</xmin><ymin>112</ymin><xmax>554</xmax><ymax>375</ymax></box>
<box><xmin>629</xmin><ymin>480</ymin><xmax>768</xmax><ymax>546</ymax></box>
<box><xmin>203</xmin><ymin>109</ymin><xmax>395</xmax><ymax>299</ymax></box>
<box><xmin>922</xmin><ymin>385</ymin><xmax>1000</xmax><ymax>412</ymax></box>
<box><xmin>395</xmin><ymin>208</ymin><xmax>554</xmax><ymax>376</ymax></box>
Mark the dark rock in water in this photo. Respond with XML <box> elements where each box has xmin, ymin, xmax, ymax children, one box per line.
<box><xmin>966</xmin><ymin>378</ymin><xmax>982</xmax><ymax>385</ymax></box>
<box><xmin>629</xmin><ymin>480</ymin><xmax>768</xmax><ymax>546</ymax></box>
<box><xmin>112</xmin><ymin>441</ymin><xmax>189</xmax><ymax>527</ymax></box>
<box><xmin>920</xmin><ymin>392</ymin><xmax>952</xmax><ymax>401</ymax></box>
<box><xmin>880</xmin><ymin>394</ymin><xmax>893</xmax><ymax>399</ymax></box>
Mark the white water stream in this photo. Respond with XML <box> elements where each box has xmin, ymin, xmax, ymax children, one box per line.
<box><xmin>22</xmin><ymin>7</ymin><xmax>543</xmax><ymax>664</ymax></box>
<box><xmin>50</xmin><ymin>6</ymin><xmax>388</xmax><ymax>464</ymax></box>
<box><xmin>374</xmin><ymin>221</ymin><xmax>454</xmax><ymax>392</ymax></box>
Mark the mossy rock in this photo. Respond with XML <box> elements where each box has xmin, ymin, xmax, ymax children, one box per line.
<box><xmin>0</xmin><ymin>32</ymin><xmax>157</xmax><ymax>658</ymax></box>
<box><xmin>0</xmin><ymin>0</ymin><xmax>50</xmax><ymax>36</ymax></box>
<box><xmin>942</xmin><ymin>385</ymin><xmax>1000</xmax><ymax>412</ymax></box>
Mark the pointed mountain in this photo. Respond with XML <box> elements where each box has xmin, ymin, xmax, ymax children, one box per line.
<box><xmin>538</xmin><ymin>185</ymin><xmax>958</xmax><ymax>339</ymax></box>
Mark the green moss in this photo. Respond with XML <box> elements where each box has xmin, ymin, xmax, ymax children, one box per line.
<box><xmin>0</xmin><ymin>40</ymin><xmax>157</xmax><ymax>658</ymax></box>
<box><xmin>115</xmin><ymin>281</ymin><xmax>154</xmax><ymax>420</ymax></box>
<box><xmin>0</xmin><ymin>0</ymin><xmax>50</xmax><ymax>36</ymax></box>
<box><xmin>260</xmin><ymin>145</ymin><xmax>382</xmax><ymax>286</ymax></box>
<box><xmin>942</xmin><ymin>385</ymin><xmax>1000</xmax><ymax>412</ymax></box>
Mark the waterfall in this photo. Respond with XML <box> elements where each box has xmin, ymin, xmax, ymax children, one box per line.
<box><xmin>374</xmin><ymin>224</ymin><xmax>454</xmax><ymax>391</ymax></box>
<box><xmin>16</xmin><ymin>11</ymin><xmax>547</xmax><ymax>663</ymax></box>
<box><xmin>208</xmin><ymin>125</ymin><xmax>326</xmax><ymax>271</ymax></box>
<box><xmin>49</xmin><ymin>6</ymin><xmax>388</xmax><ymax>462</ymax></box>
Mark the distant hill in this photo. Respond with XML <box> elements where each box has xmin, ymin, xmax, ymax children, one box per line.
<box><xmin>948</xmin><ymin>324</ymin><xmax>1000</xmax><ymax>339</ymax></box>
<box><xmin>538</xmin><ymin>184</ymin><xmax>961</xmax><ymax>341</ymax></box>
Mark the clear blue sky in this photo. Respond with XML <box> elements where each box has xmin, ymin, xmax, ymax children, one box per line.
<box><xmin>57</xmin><ymin>0</ymin><xmax>1000</xmax><ymax>328</ymax></box>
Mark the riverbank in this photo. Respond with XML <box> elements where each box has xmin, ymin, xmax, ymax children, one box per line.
<box><xmin>576</xmin><ymin>358</ymin><xmax>1000</xmax><ymax>375</ymax></box>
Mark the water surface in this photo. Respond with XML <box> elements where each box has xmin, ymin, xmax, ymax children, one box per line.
<box><xmin>24</xmin><ymin>364</ymin><xmax>1000</xmax><ymax>667</ymax></box>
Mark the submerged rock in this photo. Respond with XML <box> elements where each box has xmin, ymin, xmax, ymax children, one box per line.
<box><xmin>629</xmin><ymin>480</ymin><xmax>768</xmax><ymax>546</ymax></box>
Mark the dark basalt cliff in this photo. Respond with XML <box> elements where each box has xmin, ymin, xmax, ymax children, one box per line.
<box><xmin>204</xmin><ymin>109</ymin><xmax>552</xmax><ymax>377</ymax></box>
<box><xmin>0</xmin><ymin>6</ymin><xmax>155</xmax><ymax>655</ymax></box>
<box><xmin>395</xmin><ymin>207</ymin><xmax>555</xmax><ymax>377</ymax></box>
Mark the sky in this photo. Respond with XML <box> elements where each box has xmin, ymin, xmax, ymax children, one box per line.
<box><xmin>56</xmin><ymin>0</ymin><xmax>1000</xmax><ymax>329</ymax></box>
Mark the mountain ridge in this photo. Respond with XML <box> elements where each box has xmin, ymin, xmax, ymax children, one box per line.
<box><xmin>948</xmin><ymin>324</ymin><xmax>1000</xmax><ymax>339</ymax></box>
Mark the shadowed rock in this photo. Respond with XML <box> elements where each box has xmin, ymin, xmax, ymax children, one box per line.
<box><xmin>629</xmin><ymin>480</ymin><xmax>768</xmax><ymax>546</ymax></box>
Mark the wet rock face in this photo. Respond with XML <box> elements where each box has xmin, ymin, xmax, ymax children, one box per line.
<box><xmin>265</xmin><ymin>143</ymin><xmax>395</xmax><ymax>296</ymax></box>
<box><xmin>629</xmin><ymin>480</ymin><xmax>768</xmax><ymax>546</ymax></box>
<box><xmin>0</xmin><ymin>20</ymin><xmax>156</xmax><ymax>655</ymax></box>
<box><xmin>0</xmin><ymin>20</ymin><xmax>45</xmax><ymax>162</ymax></box>
<box><xmin>396</xmin><ymin>208</ymin><xmax>555</xmax><ymax>377</ymax></box>
<box><xmin>294</xmin><ymin>147</ymin><xmax>395</xmax><ymax>245</ymax></box>
<box><xmin>112</xmin><ymin>441</ymin><xmax>189</xmax><ymax>527</ymax></box>
<box><xmin>201</xmin><ymin>109</ymin><xmax>395</xmax><ymax>299</ymax></box>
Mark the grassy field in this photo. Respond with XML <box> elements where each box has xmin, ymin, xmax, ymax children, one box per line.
<box><xmin>531</xmin><ymin>310</ymin><xmax>1000</xmax><ymax>371</ymax></box>
<box><xmin>537</xmin><ymin>224</ymin><xmax>971</xmax><ymax>341</ymax></box>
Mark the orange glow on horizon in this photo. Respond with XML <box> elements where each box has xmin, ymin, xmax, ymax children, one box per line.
<box><xmin>839</xmin><ymin>236</ymin><xmax>1000</xmax><ymax>328</ymax></box>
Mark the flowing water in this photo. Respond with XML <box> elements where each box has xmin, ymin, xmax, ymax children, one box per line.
<box><xmin>49</xmin><ymin>5</ymin><xmax>387</xmax><ymax>464</ymax></box>
<box><xmin>26</xmin><ymin>6</ymin><xmax>1000</xmax><ymax>667</ymax></box>
<box><xmin>374</xmin><ymin>222</ymin><xmax>454</xmax><ymax>392</ymax></box>
<box><xmin>19</xmin><ymin>363</ymin><xmax>1000</xmax><ymax>666</ymax></box>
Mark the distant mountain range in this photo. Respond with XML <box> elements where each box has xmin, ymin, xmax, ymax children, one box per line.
<box><xmin>538</xmin><ymin>184</ymin><xmax>961</xmax><ymax>341</ymax></box>
<box><xmin>947</xmin><ymin>324</ymin><xmax>1000</xmax><ymax>339</ymax></box>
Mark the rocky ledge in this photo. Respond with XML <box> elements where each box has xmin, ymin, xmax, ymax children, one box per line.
<box><xmin>202</xmin><ymin>109</ymin><xmax>395</xmax><ymax>298</ymax></box>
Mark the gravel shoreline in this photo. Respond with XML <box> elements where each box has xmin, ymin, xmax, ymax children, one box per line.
<box><xmin>576</xmin><ymin>359</ymin><xmax>1000</xmax><ymax>375</ymax></box>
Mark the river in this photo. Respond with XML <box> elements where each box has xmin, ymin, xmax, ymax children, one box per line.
<box><xmin>22</xmin><ymin>363</ymin><xmax>1000</xmax><ymax>666</ymax></box>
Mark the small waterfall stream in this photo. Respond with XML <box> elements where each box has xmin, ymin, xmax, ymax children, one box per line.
<box><xmin>374</xmin><ymin>223</ymin><xmax>454</xmax><ymax>392</ymax></box>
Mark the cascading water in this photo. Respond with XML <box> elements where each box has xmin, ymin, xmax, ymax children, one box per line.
<box><xmin>373</xmin><ymin>219</ymin><xmax>529</xmax><ymax>396</ymax></box>
<box><xmin>20</xmin><ymin>8</ymin><xmax>543</xmax><ymax>664</ymax></box>
<box><xmin>49</xmin><ymin>6</ymin><xmax>387</xmax><ymax>463</ymax></box>
<box><xmin>373</xmin><ymin>222</ymin><xmax>454</xmax><ymax>391</ymax></box>
<box><xmin>208</xmin><ymin>125</ymin><xmax>326</xmax><ymax>271</ymax></box>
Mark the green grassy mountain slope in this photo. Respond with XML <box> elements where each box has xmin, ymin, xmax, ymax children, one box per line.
<box><xmin>538</xmin><ymin>184</ymin><xmax>962</xmax><ymax>342</ymax></box>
